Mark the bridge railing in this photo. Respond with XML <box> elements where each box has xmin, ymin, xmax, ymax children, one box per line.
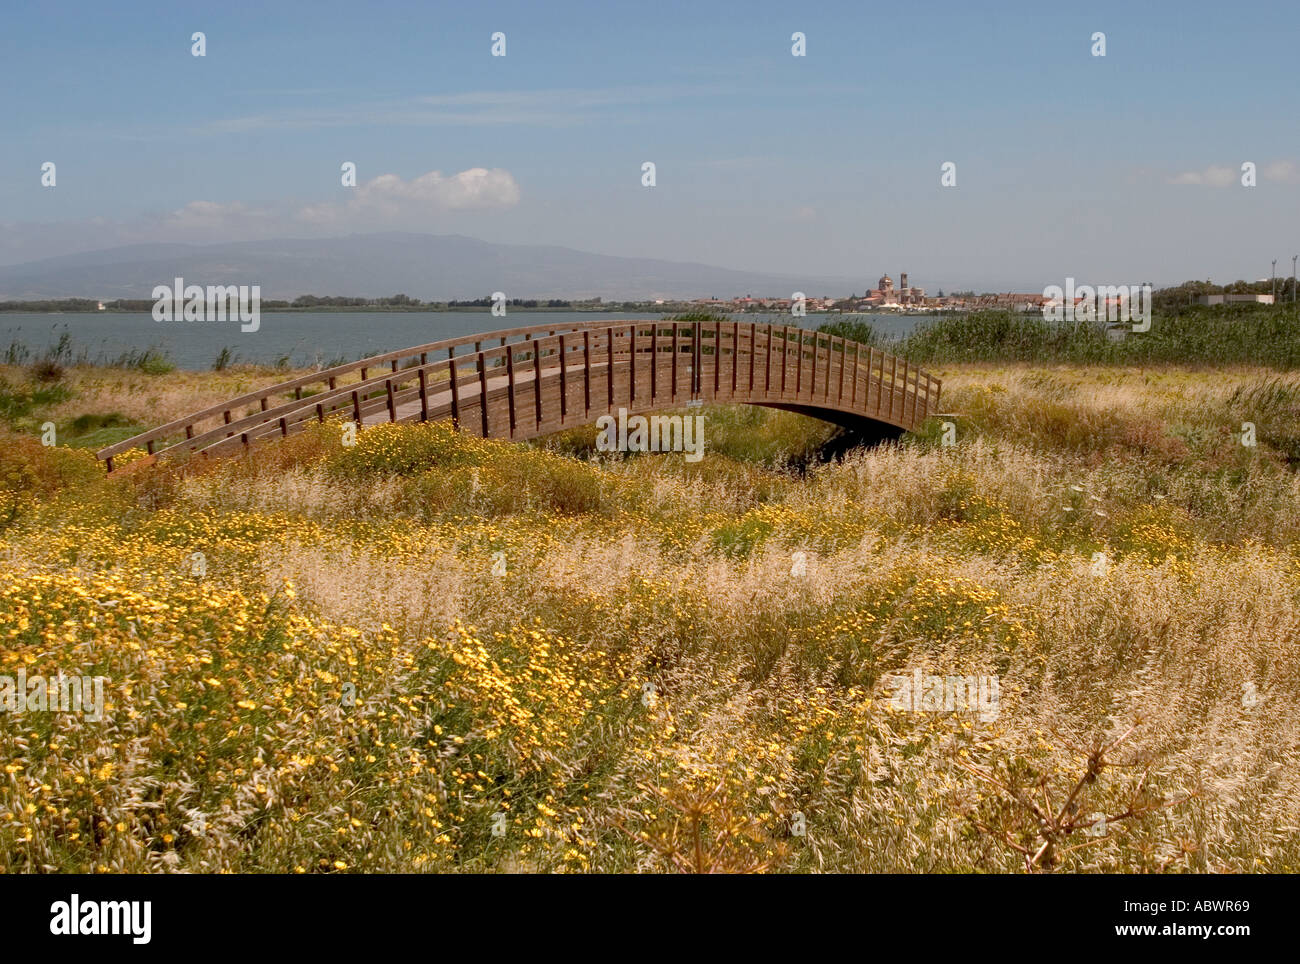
<box><xmin>95</xmin><ymin>319</ymin><xmax>618</xmax><ymax>468</ymax></box>
<box><xmin>96</xmin><ymin>320</ymin><xmax>940</xmax><ymax>469</ymax></box>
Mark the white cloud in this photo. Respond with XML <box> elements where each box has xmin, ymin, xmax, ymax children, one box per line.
<box><xmin>1169</xmin><ymin>164</ymin><xmax>1237</xmax><ymax>187</ymax></box>
<box><xmin>297</xmin><ymin>168</ymin><xmax>519</xmax><ymax>225</ymax></box>
<box><xmin>164</xmin><ymin>200</ymin><xmax>274</xmax><ymax>230</ymax></box>
<box><xmin>1262</xmin><ymin>160</ymin><xmax>1300</xmax><ymax>183</ymax></box>
<box><xmin>1169</xmin><ymin>160</ymin><xmax>1300</xmax><ymax>186</ymax></box>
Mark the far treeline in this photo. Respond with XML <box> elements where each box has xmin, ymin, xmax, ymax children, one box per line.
<box><xmin>2</xmin><ymin>277</ymin><xmax>1297</xmax><ymax>313</ymax></box>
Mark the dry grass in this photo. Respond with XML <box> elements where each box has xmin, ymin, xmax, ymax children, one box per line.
<box><xmin>2</xmin><ymin>363</ymin><xmax>1299</xmax><ymax>872</ymax></box>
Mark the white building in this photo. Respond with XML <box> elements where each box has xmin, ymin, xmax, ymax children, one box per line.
<box><xmin>1195</xmin><ymin>294</ymin><xmax>1274</xmax><ymax>305</ymax></box>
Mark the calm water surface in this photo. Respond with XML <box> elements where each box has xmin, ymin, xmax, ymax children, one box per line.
<box><xmin>2</xmin><ymin>311</ymin><xmax>930</xmax><ymax>371</ymax></box>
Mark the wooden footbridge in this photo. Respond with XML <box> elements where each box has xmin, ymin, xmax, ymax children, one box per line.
<box><xmin>96</xmin><ymin>320</ymin><xmax>940</xmax><ymax>470</ymax></box>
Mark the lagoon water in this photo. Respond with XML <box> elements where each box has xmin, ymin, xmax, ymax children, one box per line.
<box><xmin>1</xmin><ymin>310</ymin><xmax>928</xmax><ymax>371</ymax></box>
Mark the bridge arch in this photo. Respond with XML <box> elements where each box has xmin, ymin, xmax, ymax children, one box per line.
<box><xmin>97</xmin><ymin>319</ymin><xmax>940</xmax><ymax>470</ymax></box>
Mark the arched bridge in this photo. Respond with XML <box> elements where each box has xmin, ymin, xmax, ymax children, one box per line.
<box><xmin>97</xmin><ymin>319</ymin><xmax>940</xmax><ymax>470</ymax></box>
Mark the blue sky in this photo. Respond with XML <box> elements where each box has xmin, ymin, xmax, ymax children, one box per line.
<box><xmin>2</xmin><ymin>0</ymin><xmax>1298</xmax><ymax>290</ymax></box>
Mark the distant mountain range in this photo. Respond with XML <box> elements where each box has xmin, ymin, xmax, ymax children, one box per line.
<box><xmin>0</xmin><ymin>233</ymin><xmax>862</xmax><ymax>302</ymax></box>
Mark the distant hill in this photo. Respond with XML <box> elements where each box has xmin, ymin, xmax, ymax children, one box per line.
<box><xmin>0</xmin><ymin>233</ymin><xmax>859</xmax><ymax>302</ymax></box>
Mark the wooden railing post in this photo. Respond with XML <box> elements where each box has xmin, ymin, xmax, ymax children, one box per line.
<box><xmin>732</xmin><ymin>321</ymin><xmax>739</xmax><ymax>396</ymax></box>
<box><xmin>651</xmin><ymin>322</ymin><xmax>658</xmax><ymax>402</ymax></box>
<box><xmin>583</xmin><ymin>330</ymin><xmax>592</xmax><ymax>417</ymax></box>
<box><xmin>629</xmin><ymin>323</ymin><xmax>637</xmax><ymax>405</ymax></box>
<box><xmin>533</xmin><ymin>340</ymin><xmax>543</xmax><ymax>428</ymax></box>
<box><xmin>888</xmin><ymin>355</ymin><xmax>899</xmax><ymax>422</ymax></box>
<box><xmin>505</xmin><ymin>345</ymin><xmax>518</xmax><ymax>437</ymax></box>
<box><xmin>749</xmin><ymin>322</ymin><xmax>756</xmax><ymax>394</ymax></box>
<box><xmin>443</xmin><ymin>362</ymin><xmax>455</xmax><ymax>426</ymax></box>
<box><xmin>764</xmin><ymin>325</ymin><xmax>772</xmax><ymax>394</ymax></box>
<box><xmin>694</xmin><ymin>322</ymin><xmax>703</xmax><ymax>396</ymax></box>
<box><xmin>559</xmin><ymin>334</ymin><xmax>568</xmax><ymax>422</ymax></box>
<box><xmin>713</xmin><ymin>319</ymin><xmax>721</xmax><ymax>396</ymax></box>
<box><xmin>836</xmin><ymin>337</ymin><xmax>845</xmax><ymax>403</ymax></box>
<box><xmin>810</xmin><ymin>332</ymin><xmax>817</xmax><ymax>398</ymax></box>
<box><xmin>795</xmin><ymin>328</ymin><xmax>804</xmax><ymax>397</ymax></box>
<box><xmin>606</xmin><ymin>327</ymin><xmax>615</xmax><ymax>410</ymax></box>
<box><xmin>902</xmin><ymin>360</ymin><xmax>911</xmax><ymax>424</ymax></box>
<box><xmin>903</xmin><ymin>362</ymin><xmax>914</xmax><ymax>426</ymax></box>
<box><xmin>385</xmin><ymin>379</ymin><xmax>396</xmax><ymax>422</ymax></box>
<box><xmin>780</xmin><ymin>326</ymin><xmax>788</xmax><ymax>395</ymax></box>
<box><xmin>478</xmin><ymin>353</ymin><xmax>490</xmax><ymax>437</ymax></box>
<box><xmin>671</xmin><ymin>322</ymin><xmax>679</xmax><ymax>400</ymax></box>
<box><xmin>851</xmin><ymin>342</ymin><xmax>860</xmax><ymax>407</ymax></box>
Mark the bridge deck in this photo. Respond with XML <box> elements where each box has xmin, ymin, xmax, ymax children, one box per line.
<box><xmin>97</xmin><ymin>320</ymin><xmax>940</xmax><ymax>469</ymax></box>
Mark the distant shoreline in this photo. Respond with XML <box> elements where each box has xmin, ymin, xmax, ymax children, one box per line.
<box><xmin>0</xmin><ymin>305</ymin><xmax>953</xmax><ymax>316</ymax></box>
<box><xmin>0</xmin><ymin>305</ymin><xmax>659</xmax><ymax>314</ymax></box>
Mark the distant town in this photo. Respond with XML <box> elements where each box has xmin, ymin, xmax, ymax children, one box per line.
<box><xmin>0</xmin><ymin>272</ymin><xmax>1293</xmax><ymax>314</ymax></box>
